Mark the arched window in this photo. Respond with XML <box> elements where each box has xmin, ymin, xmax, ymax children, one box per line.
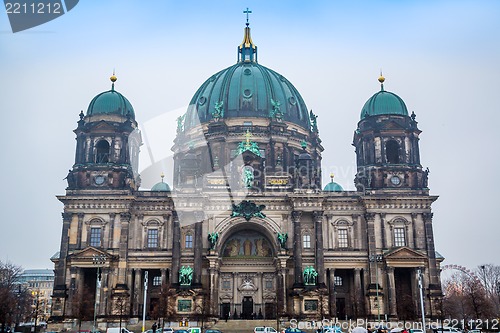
<box><xmin>303</xmin><ymin>234</ymin><xmax>311</xmax><ymax>249</ymax></box>
<box><xmin>95</xmin><ymin>140</ymin><xmax>110</xmax><ymax>163</ymax></box>
<box><xmin>185</xmin><ymin>234</ymin><xmax>193</xmax><ymax>249</ymax></box>
<box><xmin>386</xmin><ymin>140</ymin><xmax>400</xmax><ymax>164</ymax></box>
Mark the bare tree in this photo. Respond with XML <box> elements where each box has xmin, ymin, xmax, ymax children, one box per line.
<box><xmin>151</xmin><ymin>285</ymin><xmax>175</xmax><ymax>328</ymax></box>
<box><xmin>442</xmin><ymin>272</ymin><xmax>495</xmax><ymax>321</ymax></box>
<box><xmin>476</xmin><ymin>264</ymin><xmax>500</xmax><ymax>316</ymax></box>
<box><xmin>0</xmin><ymin>261</ymin><xmax>24</xmax><ymax>333</ymax></box>
<box><xmin>112</xmin><ymin>294</ymin><xmax>129</xmax><ymax>332</ymax></box>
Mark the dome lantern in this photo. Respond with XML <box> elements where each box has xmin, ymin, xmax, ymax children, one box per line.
<box><xmin>238</xmin><ymin>8</ymin><xmax>257</xmax><ymax>63</ymax></box>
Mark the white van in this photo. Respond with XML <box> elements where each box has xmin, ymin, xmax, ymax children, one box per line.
<box><xmin>255</xmin><ymin>327</ymin><xmax>278</xmax><ymax>333</ymax></box>
<box><xmin>107</xmin><ymin>328</ymin><xmax>134</xmax><ymax>333</ymax></box>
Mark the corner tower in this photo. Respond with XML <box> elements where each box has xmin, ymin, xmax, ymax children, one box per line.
<box><xmin>353</xmin><ymin>75</ymin><xmax>428</xmax><ymax>192</ymax></box>
<box><xmin>66</xmin><ymin>74</ymin><xmax>142</xmax><ymax>191</ymax></box>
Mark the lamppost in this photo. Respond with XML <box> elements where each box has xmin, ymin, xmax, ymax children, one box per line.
<box><xmin>31</xmin><ymin>289</ymin><xmax>40</xmax><ymax>333</ymax></box>
<box><xmin>92</xmin><ymin>254</ymin><xmax>106</xmax><ymax>333</ymax></box>
<box><xmin>369</xmin><ymin>254</ymin><xmax>383</xmax><ymax>323</ymax></box>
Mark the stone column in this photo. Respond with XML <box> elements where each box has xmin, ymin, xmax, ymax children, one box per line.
<box><xmin>233</xmin><ymin>273</ymin><xmax>239</xmax><ymax>308</ymax></box>
<box><xmin>162</xmin><ymin>214</ymin><xmax>169</xmax><ymax>249</ymax></box>
<box><xmin>313</xmin><ymin>211</ymin><xmax>325</xmax><ymax>285</ymax></box>
<box><xmin>194</xmin><ymin>212</ymin><xmax>204</xmax><ymax>285</ymax></box>
<box><xmin>100</xmin><ymin>267</ymin><xmax>109</xmax><ymax>316</ymax></box>
<box><xmin>259</xmin><ymin>273</ymin><xmax>264</xmax><ymax>306</ymax></box>
<box><xmin>354</xmin><ymin>268</ymin><xmax>362</xmax><ymax>316</ymax></box>
<box><xmin>133</xmin><ymin>269</ymin><xmax>142</xmax><ymax>316</ymax></box>
<box><xmin>292</xmin><ymin>211</ymin><xmax>303</xmax><ymax>285</ymax></box>
<box><xmin>161</xmin><ymin>269</ymin><xmax>167</xmax><ymax>286</ymax></box>
<box><xmin>209</xmin><ymin>267</ymin><xmax>219</xmax><ymax>315</ymax></box>
<box><xmin>328</xmin><ymin>269</ymin><xmax>336</xmax><ymax>317</ymax></box>
<box><xmin>423</xmin><ymin>213</ymin><xmax>439</xmax><ymax>285</ymax></box>
<box><xmin>365</xmin><ymin>213</ymin><xmax>377</xmax><ymax>284</ymax></box>
<box><xmin>171</xmin><ymin>211</ymin><xmax>181</xmax><ymax>284</ymax></box>
<box><xmin>387</xmin><ymin>267</ymin><xmax>397</xmax><ymax>317</ymax></box>
<box><xmin>76</xmin><ymin>212</ymin><xmax>84</xmax><ymax>249</ymax></box>
<box><xmin>108</xmin><ymin>213</ymin><xmax>116</xmax><ymax>249</ymax></box>
<box><xmin>54</xmin><ymin>213</ymin><xmax>72</xmax><ymax>290</ymax></box>
<box><xmin>117</xmin><ymin>213</ymin><xmax>131</xmax><ymax>285</ymax></box>
<box><xmin>380</xmin><ymin>213</ymin><xmax>386</xmax><ymax>249</ymax></box>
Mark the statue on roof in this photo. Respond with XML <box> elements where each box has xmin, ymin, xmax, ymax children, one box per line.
<box><xmin>212</xmin><ymin>100</ymin><xmax>224</xmax><ymax>121</ymax></box>
<box><xmin>310</xmin><ymin>110</ymin><xmax>318</xmax><ymax>133</ymax></box>
<box><xmin>176</xmin><ymin>114</ymin><xmax>185</xmax><ymax>133</ymax></box>
<box><xmin>270</xmin><ymin>98</ymin><xmax>284</xmax><ymax>121</ymax></box>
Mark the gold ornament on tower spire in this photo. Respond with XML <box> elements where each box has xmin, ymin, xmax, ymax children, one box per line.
<box><xmin>110</xmin><ymin>70</ymin><xmax>117</xmax><ymax>91</ymax></box>
<box><xmin>330</xmin><ymin>173</ymin><xmax>335</xmax><ymax>182</ymax></box>
<box><xmin>378</xmin><ymin>71</ymin><xmax>385</xmax><ymax>91</ymax></box>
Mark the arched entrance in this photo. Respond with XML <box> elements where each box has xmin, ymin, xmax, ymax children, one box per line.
<box><xmin>217</xmin><ymin>226</ymin><xmax>278</xmax><ymax>319</ymax></box>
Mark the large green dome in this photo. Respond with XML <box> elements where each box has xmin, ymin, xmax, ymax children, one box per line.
<box><xmin>87</xmin><ymin>78</ymin><xmax>135</xmax><ymax>119</ymax></box>
<box><xmin>184</xmin><ymin>62</ymin><xmax>310</xmax><ymax>130</ymax></box>
<box><xmin>183</xmin><ymin>25</ymin><xmax>310</xmax><ymax>131</ymax></box>
<box><xmin>360</xmin><ymin>76</ymin><xmax>408</xmax><ymax>119</ymax></box>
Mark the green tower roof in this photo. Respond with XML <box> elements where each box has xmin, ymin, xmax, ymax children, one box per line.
<box><xmin>360</xmin><ymin>75</ymin><xmax>408</xmax><ymax>119</ymax></box>
<box><xmin>87</xmin><ymin>75</ymin><xmax>135</xmax><ymax>119</ymax></box>
<box><xmin>151</xmin><ymin>174</ymin><xmax>171</xmax><ymax>192</ymax></box>
<box><xmin>323</xmin><ymin>174</ymin><xmax>343</xmax><ymax>192</ymax></box>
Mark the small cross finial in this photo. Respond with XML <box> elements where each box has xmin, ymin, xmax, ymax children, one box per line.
<box><xmin>244</xmin><ymin>7</ymin><xmax>252</xmax><ymax>25</ymax></box>
<box><xmin>245</xmin><ymin>129</ymin><xmax>252</xmax><ymax>146</ymax></box>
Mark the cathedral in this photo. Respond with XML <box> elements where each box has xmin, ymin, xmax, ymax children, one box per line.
<box><xmin>50</xmin><ymin>19</ymin><xmax>443</xmax><ymax>324</ymax></box>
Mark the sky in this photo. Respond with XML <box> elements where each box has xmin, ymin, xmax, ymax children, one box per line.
<box><xmin>1</xmin><ymin>0</ymin><xmax>499</xmax><ymax>273</ymax></box>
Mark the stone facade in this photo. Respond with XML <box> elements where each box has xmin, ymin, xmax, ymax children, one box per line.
<box><xmin>51</xmin><ymin>23</ymin><xmax>442</xmax><ymax>324</ymax></box>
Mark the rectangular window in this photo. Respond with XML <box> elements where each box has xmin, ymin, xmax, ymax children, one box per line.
<box><xmin>303</xmin><ymin>234</ymin><xmax>311</xmax><ymax>249</ymax></box>
<box><xmin>147</xmin><ymin>229</ymin><xmax>158</xmax><ymax>248</ymax></box>
<box><xmin>338</xmin><ymin>229</ymin><xmax>348</xmax><ymax>248</ymax></box>
<box><xmin>153</xmin><ymin>276</ymin><xmax>161</xmax><ymax>286</ymax></box>
<box><xmin>178</xmin><ymin>299</ymin><xmax>192</xmax><ymax>312</ymax></box>
<box><xmin>90</xmin><ymin>227</ymin><xmax>101</xmax><ymax>247</ymax></box>
<box><xmin>265</xmin><ymin>280</ymin><xmax>273</xmax><ymax>289</ymax></box>
<box><xmin>334</xmin><ymin>276</ymin><xmax>343</xmax><ymax>286</ymax></box>
<box><xmin>394</xmin><ymin>227</ymin><xmax>406</xmax><ymax>247</ymax></box>
<box><xmin>185</xmin><ymin>234</ymin><xmax>193</xmax><ymax>248</ymax></box>
<box><xmin>222</xmin><ymin>280</ymin><xmax>230</xmax><ymax>289</ymax></box>
<box><xmin>304</xmin><ymin>300</ymin><xmax>318</xmax><ymax>311</ymax></box>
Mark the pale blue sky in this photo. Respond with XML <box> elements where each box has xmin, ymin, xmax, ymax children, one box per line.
<box><xmin>1</xmin><ymin>1</ymin><xmax>499</xmax><ymax>271</ymax></box>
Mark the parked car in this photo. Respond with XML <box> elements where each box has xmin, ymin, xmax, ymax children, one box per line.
<box><xmin>107</xmin><ymin>328</ymin><xmax>133</xmax><ymax>333</ymax></box>
<box><xmin>432</xmin><ymin>328</ymin><xmax>463</xmax><ymax>333</ymax></box>
<box><xmin>255</xmin><ymin>327</ymin><xmax>278</xmax><ymax>333</ymax></box>
<box><xmin>409</xmin><ymin>329</ymin><xmax>424</xmax><ymax>333</ymax></box>
<box><xmin>205</xmin><ymin>330</ymin><xmax>222</xmax><ymax>333</ymax></box>
<box><xmin>285</xmin><ymin>328</ymin><xmax>307</xmax><ymax>333</ymax></box>
<box><xmin>162</xmin><ymin>329</ymin><xmax>174</xmax><ymax>333</ymax></box>
<box><xmin>174</xmin><ymin>330</ymin><xmax>189</xmax><ymax>333</ymax></box>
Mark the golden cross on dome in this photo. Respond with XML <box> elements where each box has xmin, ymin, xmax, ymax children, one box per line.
<box><xmin>244</xmin><ymin>7</ymin><xmax>252</xmax><ymax>25</ymax></box>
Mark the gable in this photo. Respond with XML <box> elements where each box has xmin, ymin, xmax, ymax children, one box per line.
<box><xmin>384</xmin><ymin>247</ymin><xmax>427</xmax><ymax>267</ymax></box>
<box><xmin>68</xmin><ymin>247</ymin><xmax>114</xmax><ymax>266</ymax></box>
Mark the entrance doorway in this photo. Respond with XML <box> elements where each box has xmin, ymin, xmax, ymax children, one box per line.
<box><xmin>220</xmin><ymin>303</ymin><xmax>230</xmax><ymax>319</ymax></box>
<box><xmin>395</xmin><ymin>268</ymin><xmax>416</xmax><ymax>320</ymax></box>
<box><xmin>242</xmin><ymin>296</ymin><xmax>253</xmax><ymax>319</ymax></box>
<box><xmin>336</xmin><ymin>298</ymin><xmax>346</xmax><ymax>319</ymax></box>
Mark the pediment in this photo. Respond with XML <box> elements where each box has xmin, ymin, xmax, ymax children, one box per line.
<box><xmin>385</xmin><ymin>247</ymin><xmax>426</xmax><ymax>260</ymax></box>
<box><xmin>89</xmin><ymin>120</ymin><xmax>117</xmax><ymax>132</ymax></box>
<box><xmin>384</xmin><ymin>247</ymin><xmax>427</xmax><ymax>267</ymax></box>
<box><xmin>68</xmin><ymin>247</ymin><xmax>114</xmax><ymax>266</ymax></box>
<box><xmin>381</xmin><ymin>120</ymin><xmax>405</xmax><ymax>130</ymax></box>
